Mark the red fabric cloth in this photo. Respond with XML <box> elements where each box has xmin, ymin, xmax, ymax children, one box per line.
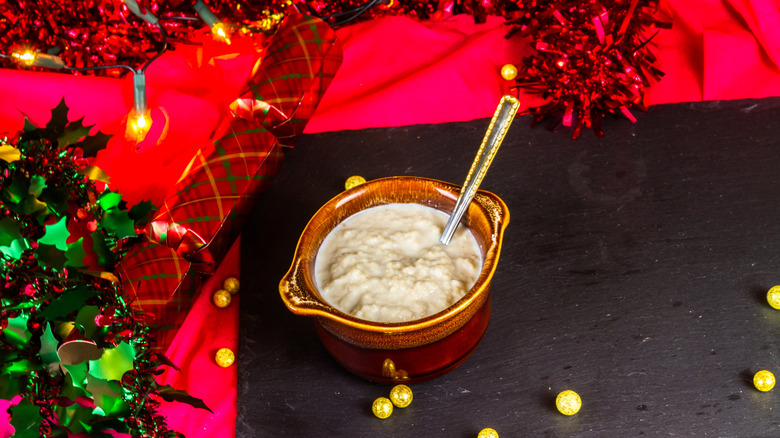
<box><xmin>2</xmin><ymin>2</ymin><xmax>780</xmax><ymax>437</ymax></box>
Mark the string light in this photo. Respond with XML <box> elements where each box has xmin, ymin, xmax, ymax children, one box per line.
<box><xmin>194</xmin><ymin>0</ymin><xmax>232</xmax><ymax>44</ymax></box>
<box><xmin>129</xmin><ymin>71</ymin><xmax>152</xmax><ymax>140</ymax></box>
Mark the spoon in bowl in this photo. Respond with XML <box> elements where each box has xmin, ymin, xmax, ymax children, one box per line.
<box><xmin>439</xmin><ymin>95</ymin><xmax>520</xmax><ymax>245</ymax></box>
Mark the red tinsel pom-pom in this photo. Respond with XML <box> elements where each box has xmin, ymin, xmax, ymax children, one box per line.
<box><xmin>507</xmin><ymin>0</ymin><xmax>671</xmax><ymax>138</ymax></box>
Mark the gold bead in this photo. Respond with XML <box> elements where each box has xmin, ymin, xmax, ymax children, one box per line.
<box><xmin>767</xmin><ymin>285</ymin><xmax>780</xmax><ymax>309</ymax></box>
<box><xmin>478</xmin><ymin>427</ymin><xmax>499</xmax><ymax>438</ymax></box>
<box><xmin>389</xmin><ymin>384</ymin><xmax>413</xmax><ymax>408</ymax></box>
<box><xmin>372</xmin><ymin>397</ymin><xmax>393</xmax><ymax>419</ymax></box>
<box><xmin>345</xmin><ymin>175</ymin><xmax>366</xmax><ymax>190</ymax></box>
<box><xmin>500</xmin><ymin>64</ymin><xmax>518</xmax><ymax>81</ymax></box>
<box><xmin>556</xmin><ymin>390</ymin><xmax>581</xmax><ymax>415</ymax></box>
<box><xmin>754</xmin><ymin>370</ymin><xmax>776</xmax><ymax>392</ymax></box>
<box><xmin>212</xmin><ymin>289</ymin><xmax>232</xmax><ymax>308</ymax></box>
<box><xmin>223</xmin><ymin>277</ymin><xmax>241</xmax><ymax>295</ymax></box>
<box><xmin>215</xmin><ymin>348</ymin><xmax>235</xmax><ymax>367</ymax></box>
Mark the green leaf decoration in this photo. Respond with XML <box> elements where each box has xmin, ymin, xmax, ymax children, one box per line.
<box><xmin>98</xmin><ymin>191</ymin><xmax>137</xmax><ymax>239</ymax></box>
<box><xmin>102</xmin><ymin>208</ymin><xmax>137</xmax><ymax>240</ymax></box>
<box><xmin>39</xmin><ymin>216</ymin><xmax>70</xmax><ymax>251</ymax></box>
<box><xmin>9</xmin><ymin>398</ymin><xmax>43</xmax><ymax>438</ymax></box>
<box><xmin>38</xmin><ymin>185</ymin><xmax>71</xmax><ymax>217</ymax></box>
<box><xmin>76</xmin><ymin>129</ymin><xmax>112</xmax><ymax>158</ymax></box>
<box><xmin>74</xmin><ymin>305</ymin><xmax>100</xmax><ymax>339</ymax></box>
<box><xmin>28</xmin><ymin>175</ymin><xmax>47</xmax><ymax>197</ymax></box>
<box><xmin>98</xmin><ymin>192</ymin><xmax>123</xmax><ymax>211</ymax></box>
<box><xmin>88</xmin><ymin>341</ymin><xmax>135</xmax><ymax>382</ymax></box>
<box><xmin>0</xmin><ymin>144</ymin><xmax>21</xmax><ymax>163</ymax></box>
<box><xmin>0</xmin><ymin>373</ymin><xmax>22</xmax><ymax>399</ymax></box>
<box><xmin>156</xmin><ymin>385</ymin><xmax>213</xmax><ymax>412</ymax></box>
<box><xmin>46</xmin><ymin>97</ymin><xmax>70</xmax><ymax>139</ymax></box>
<box><xmin>129</xmin><ymin>199</ymin><xmax>156</xmax><ymax>223</ymax></box>
<box><xmin>3</xmin><ymin>173</ymin><xmax>30</xmax><ymax>205</ymax></box>
<box><xmin>62</xmin><ymin>362</ymin><xmax>89</xmax><ymax>391</ymax></box>
<box><xmin>35</xmin><ymin>243</ymin><xmax>68</xmax><ymax>271</ymax></box>
<box><xmin>3</xmin><ymin>314</ymin><xmax>30</xmax><ymax>349</ymax></box>
<box><xmin>0</xmin><ymin>217</ymin><xmax>28</xmax><ymax>260</ymax></box>
<box><xmin>38</xmin><ymin>285</ymin><xmax>97</xmax><ymax>321</ymax></box>
<box><xmin>22</xmin><ymin>117</ymin><xmax>39</xmax><ymax>135</ymax></box>
<box><xmin>64</xmin><ymin>237</ymin><xmax>88</xmax><ymax>269</ymax></box>
<box><xmin>86</xmin><ymin>375</ymin><xmax>129</xmax><ymax>416</ymax></box>
<box><xmin>52</xmin><ymin>395</ymin><xmax>94</xmax><ymax>435</ymax></box>
<box><xmin>1</xmin><ymin>359</ymin><xmax>37</xmax><ymax>378</ymax></box>
<box><xmin>39</xmin><ymin>323</ymin><xmax>61</xmax><ymax>375</ymax></box>
<box><xmin>79</xmin><ymin>165</ymin><xmax>111</xmax><ymax>184</ymax></box>
<box><xmin>57</xmin><ymin>116</ymin><xmax>92</xmax><ymax>148</ymax></box>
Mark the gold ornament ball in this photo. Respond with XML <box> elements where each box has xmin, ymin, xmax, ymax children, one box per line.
<box><xmin>556</xmin><ymin>390</ymin><xmax>582</xmax><ymax>415</ymax></box>
<box><xmin>754</xmin><ymin>370</ymin><xmax>776</xmax><ymax>392</ymax></box>
<box><xmin>478</xmin><ymin>427</ymin><xmax>499</xmax><ymax>438</ymax></box>
<box><xmin>215</xmin><ymin>348</ymin><xmax>235</xmax><ymax>367</ymax></box>
<box><xmin>766</xmin><ymin>285</ymin><xmax>780</xmax><ymax>309</ymax></box>
<box><xmin>389</xmin><ymin>384</ymin><xmax>413</xmax><ymax>408</ymax></box>
<box><xmin>372</xmin><ymin>397</ymin><xmax>393</xmax><ymax>419</ymax></box>
<box><xmin>500</xmin><ymin>64</ymin><xmax>518</xmax><ymax>81</ymax></box>
<box><xmin>212</xmin><ymin>289</ymin><xmax>232</xmax><ymax>308</ymax></box>
<box><xmin>223</xmin><ymin>277</ymin><xmax>241</xmax><ymax>295</ymax></box>
<box><xmin>345</xmin><ymin>175</ymin><xmax>367</xmax><ymax>190</ymax></box>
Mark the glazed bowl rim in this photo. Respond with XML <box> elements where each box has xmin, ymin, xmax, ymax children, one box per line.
<box><xmin>279</xmin><ymin>176</ymin><xmax>509</xmax><ymax>334</ymax></box>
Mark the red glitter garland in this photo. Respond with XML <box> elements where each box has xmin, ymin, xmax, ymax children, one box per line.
<box><xmin>507</xmin><ymin>0</ymin><xmax>671</xmax><ymax>138</ymax></box>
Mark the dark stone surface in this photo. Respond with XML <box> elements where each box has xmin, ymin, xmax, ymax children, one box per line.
<box><xmin>238</xmin><ymin>97</ymin><xmax>780</xmax><ymax>437</ymax></box>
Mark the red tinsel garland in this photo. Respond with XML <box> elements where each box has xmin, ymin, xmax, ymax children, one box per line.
<box><xmin>508</xmin><ymin>0</ymin><xmax>671</xmax><ymax>138</ymax></box>
<box><xmin>0</xmin><ymin>0</ymin><xmax>668</xmax><ymax>137</ymax></box>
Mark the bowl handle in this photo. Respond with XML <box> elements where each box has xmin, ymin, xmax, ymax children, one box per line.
<box><xmin>279</xmin><ymin>259</ymin><xmax>333</xmax><ymax>317</ymax></box>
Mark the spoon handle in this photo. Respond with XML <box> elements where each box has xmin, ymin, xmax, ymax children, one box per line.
<box><xmin>440</xmin><ymin>95</ymin><xmax>520</xmax><ymax>245</ymax></box>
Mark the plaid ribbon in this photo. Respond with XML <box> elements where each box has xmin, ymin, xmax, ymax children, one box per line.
<box><xmin>116</xmin><ymin>12</ymin><xmax>342</xmax><ymax>350</ymax></box>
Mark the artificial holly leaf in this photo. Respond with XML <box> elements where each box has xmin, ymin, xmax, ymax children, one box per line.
<box><xmin>79</xmin><ymin>165</ymin><xmax>111</xmax><ymax>184</ymax></box>
<box><xmin>86</xmin><ymin>375</ymin><xmax>129</xmax><ymax>416</ymax></box>
<box><xmin>18</xmin><ymin>192</ymin><xmax>49</xmax><ymax>217</ymax></box>
<box><xmin>156</xmin><ymin>384</ymin><xmax>213</xmax><ymax>412</ymax></box>
<box><xmin>39</xmin><ymin>322</ymin><xmax>62</xmax><ymax>375</ymax></box>
<box><xmin>39</xmin><ymin>216</ymin><xmax>70</xmax><ymax>251</ymax></box>
<box><xmin>62</xmin><ymin>362</ymin><xmax>89</xmax><ymax>390</ymax></box>
<box><xmin>64</xmin><ymin>237</ymin><xmax>88</xmax><ymax>269</ymax></box>
<box><xmin>46</xmin><ymin>97</ymin><xmax>70</xmax><ymax>138</ymax></box>
<box><xmin>0</xmin><ymin>358</ymin><xmax>37</xmax><ymax>377</ymax></box>
<box><xmin>102</xmin><ymin>208</ymin><xmax>136</xmax><ymax>239</ymax></box>
<box><xmin>75</xmin><ymin>129</ymin><xmax>112</xmax><ymax>158</ymax></box>
<box><xmin>74</xmin><ymin>305</ymin><xmax>100</xmax><ymax>339</ymax></box>
<box><xmin>98</xmin><ymin>191</ymin><xmax>136</xmax><ymax>239</ymax></box>
<box><xmin>98</xmin><ymin>192</ymin><xmax>123</xmax><ymax>211</ymax></box>
<box><xmin>29</xmin><ymin>175</ymin><xmax>47</xmax><ymax>197</ymax></box>
<box><xmin>22</xmin><ymin>117</ymin><xmax>39</xmax><ymax>135</ymax></box>
<box><xmin>0</xmin><ymin>144</ymin><xmax>21</xmax><ymax>163</ymax></box>
<box><xmin>2</xmin><ymin>172</ymin><xmax>29</xmax><ymax>204</ymax></box>
<box><xmin>129</xmin><ymin>199</ymin><xmax>156</xmax><ymax>224</ymax></box>
<box><xmin>89</xmin><ymin>341</ymin><xmax>135</xmax><ymax>382</ymax></box>
<box><xmin>0</xmin><ymin>217</ymin><xmax>26</xmax><ymax>259</ymax></box>
<box><xmin>38</xmin><ymin>284</ymin><xmax>98</xmax><ymax>321</ymax></box>
<box><xmin>51</xmin><ymin>395</ymin><xmax>94</xmax><ymax>435</ymax></box>
<box><xmin>58</xmin><ymin>116</ymin><xmax>93</xmax><ymax>148</ymax></box>
<box><xmin>3</xmin><ymin>314</ymin><xmax>30</xmax><ymax>349</ymax></box>
<box><xmin>9</xmin><ymin>398</ymin><xmax>42</xmax><ymax>438</ymax></box>
<box><xmin>0</xmin><ymin>373</ymin><xmax>22</xmax><ymax>399</ymax></box>
<box><xmin>155</xmin><ymin>352</ymin><xmax>181</xmax><ymax>371</ymax></box>
<box><xmin>39</xmin><ymin>185</ymin><xmax>71</xmax><ymax>216</ymax></box>
<box><xmin>35</xmin><ymin>243</ymin><xmax>69</xmax><ymax>271</ymax></box>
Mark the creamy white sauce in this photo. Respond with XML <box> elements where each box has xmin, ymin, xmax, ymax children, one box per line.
<box><xmin>314</xmin><ymin>203</ymin><xmax>482</xmax><ymax>323</ymax></box>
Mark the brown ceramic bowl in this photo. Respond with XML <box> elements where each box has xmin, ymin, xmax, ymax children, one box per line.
<box><xmin>279</xmin><ymin>176</ymin><xmax>509</xmax><ymax>383</ymax></box>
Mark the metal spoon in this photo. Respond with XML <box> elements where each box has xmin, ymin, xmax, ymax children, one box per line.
<box><xmin>439</xmin><ymin>95</ymin><xmax>520</xmax><ymax>245</ymax></box>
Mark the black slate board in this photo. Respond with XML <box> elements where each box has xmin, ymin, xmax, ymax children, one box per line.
<box><xmin>237</xmin><ymin>97</ymin><xmax>780</xmax><ymax>437</ymax></box>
